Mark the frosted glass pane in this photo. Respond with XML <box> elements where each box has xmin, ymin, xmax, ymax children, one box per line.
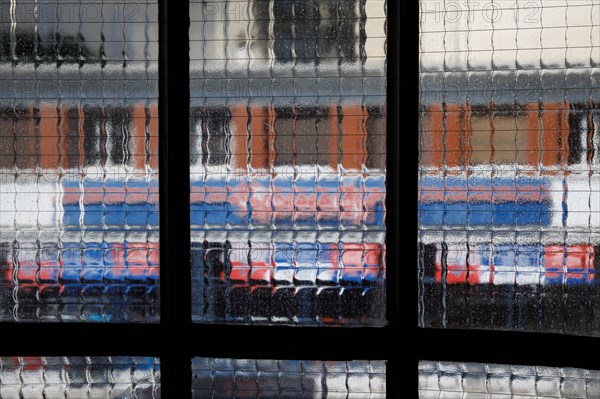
<box><xmin>190</xmin><ymin>0</ymin><xmax>387</xmax><ymax>326</ymax></box>
<box><xmin>419</xmin><ymin>361</ymin><xmax>600</xmax><ymax>398</ymax></box>
<box><xmin>193</xmin><ymin>358</ymin><xmax>386</xmax><ymax>399</ymax></box>
<box><xmin>418</xmin><ymin>0</ymin><xmax>600</xmax><ymax>335</ymax></box>
<box><xmin>0</xmin><ymin>357</ymin><xmax>160</xmax><ymax>398</ymax></box>
<box><xmin>0</xmin><ymin>0</ymin><xmax>159</xmax><ymax>322</ymax></box>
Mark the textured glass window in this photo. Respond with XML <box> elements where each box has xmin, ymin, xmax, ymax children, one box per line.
<box><xmin>190</xmin><ymin>0</ymin><xmax>387</xmax><ymax>325</ymax></box>
<box><xmin>0</xmin><ymin>0</ymin><xmax>159</xmax><ymax>322</ymax></box>
<box><xmin>0</xmin><ymin>357</ymin><xmax>160</xmax><ymax>397</ymax></box>
<box><xmin>419</xmin><ymin>361</ymin><xmax>600</xmax><ymax>398</ymax></box>
<box><xmin>192</xmin><ymin>358</ymin><xmax>386</xmax><ymax>398</ymax></box>
<box><xmin>418</xmin><ymin>1</ymin><xmax>600</xmax><ymax>334</ymax></box>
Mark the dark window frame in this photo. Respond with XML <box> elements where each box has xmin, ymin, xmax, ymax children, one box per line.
<box><xmin>0</xmin><ymin>0</ymin><xmax>403</xmax><ymax>397</ymax></box>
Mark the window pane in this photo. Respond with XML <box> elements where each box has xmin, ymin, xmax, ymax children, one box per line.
<box><xmin>419</xmin><ymin>361</ymin><xmax>599</xmax><ymax>398</ymax></box>
<box><xmin>0</xmin><ymin>0</ymin><xmax>159</xmax><ymax>322</ymax></box>
<box><xmin>0</xmin><ymin>357</ymin><xmax>160</xmax><ymax>397</ymax></box>
<box><xmin>190</xmin><ymin>0</ymin><xmax>387</xmax><ymax>326</ymax></box>
<box><xmin>193</xmin><ymin>358</ymin><xmax>386</xmax><ymax>398</ymax></box>
<box><xmin>418</xmin><ymin>1</ymin><xmax>600</xmax><ymax>334</ymax></box>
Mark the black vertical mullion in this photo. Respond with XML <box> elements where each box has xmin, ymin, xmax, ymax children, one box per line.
<box><xmin>387</xmin><ymin>0</ymin><xmax>402</xmax><ymax>396</ymax></box>
<box><xmin>387</xmin><ymin>0</ymin><xmax>400</xmax><ymax>333</ymax></box>
<box><xmin>159</xmin><ymin>0</ymin><xmax>192</xmax><ymax>396</ymax></box>
<box><xmin>408</xmin><ymin>0</ymin><xmax>423</xmax><ymax>396</ymax></box>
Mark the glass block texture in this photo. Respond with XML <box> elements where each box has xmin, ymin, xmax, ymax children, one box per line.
<box><xmin>192</xmin><ymin>358</ymin><xmax>386</xmax><ymax>399</ymax></box>
<box><xmin>0</xmin><ymin>357</ymin><xmax>160</xmax><ymax>398</ymax></box>
<box><xmin>0</xmin><ymin>1</ymin><xmax>159</xmax><ymax>322</ymax></box>
<box><xmin>418</xmin><ymin>1</ymin><xmax>600</xmax><ymax>335</ymax></box>
<box><xmin>190</xmin><ymin>0</ymin><xmax>387</xmax><ymax>326</ymax></box>
<box><xmin>419</xmin><ymin>361</ymin><xmax>600</xmax><ymax>399</ymax></box>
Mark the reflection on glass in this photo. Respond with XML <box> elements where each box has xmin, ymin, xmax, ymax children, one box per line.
<box><xmin>0</xmin><ymin>0</ymin><xmax>159</xmax><ymax>322</ymax></box>
<box><xmin>0</xmin><ymin>357</ymin><xmax>160</xmax><ymax>398</ymax></box>
<box><xmin>190</xmin><ymin>0</ymin><xmax>387</xmax><ymax>326</ymax></box>
<box><xmin>419</xmin><ymin>361</ymin><xmax>600</xmax><ymax>398</ymax></box>
<box><xmin>193</xmin><ymin>358</ymin><xmax>386</xmax><ymax>399</ymax></box>
<box><xmin>418</xmin><ymin>0</ymin><xmax>600</xmax><ymax>335</ymax></box>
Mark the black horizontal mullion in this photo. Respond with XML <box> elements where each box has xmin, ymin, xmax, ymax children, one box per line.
<box><xmin>183</xmin><ymin>325</ymin><xmax>394</xmax><ymax>361</ymax></box>
<box><xmin>0</xmin><ymin>324</ymin><xmax>162</xmax><ymax>357</ymax></box>
<box><xmin>417</xmin><ymin>328</ymin><xmax>600</xmax><ymax>371</ymax></box>
<box><xmin>0</xmin><ymin>323</ymin><xmax>393</xmax><ymax>360</ymax></box>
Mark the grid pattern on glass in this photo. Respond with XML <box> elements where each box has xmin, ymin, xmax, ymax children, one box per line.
<box><xmin>0</xmin><ymin>0</ymin><xmax>159</xmax><ymax>322</ymax></box>
<box><xmin>418</xmin><ymin>0</ymin><xmax>600</xmax><ymax>335</ymax></box>
<box><xmin>192</xmin><ymin>358</ymin><xmax>386</xmax><ymax>399</ymax></box>
<box><xmin>419</xmin><ymin>361</ymin><xmax>600</xmax><ymax>398</ymax></box>
<box><xmin>190</xmin><ymin>0</ymin><xmax>387</xmax><ymax>326</ymax></box>
<box><xmin>0</xmin><ymin>357</ymin><xmax>160</xmax><ymax>398</ymax></box>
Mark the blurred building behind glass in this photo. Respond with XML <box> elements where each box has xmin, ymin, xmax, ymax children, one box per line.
<box><xmin>0</xmin><ymin>0</ymin><xmax>159</xmax><ymax>322</ymax></box>
<box><xmin>190</xmin><ymin>0</ymin><xmax>388</xmax><ymax>326</ymax></box>
<box><xmin>418</xmin><ymin>0</ymin><xmax>600</xmax><ymax>335</ymax></box>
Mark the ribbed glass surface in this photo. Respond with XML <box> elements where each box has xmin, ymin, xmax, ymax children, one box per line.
<box><xmin>190</xmin><ymin>0</ymin><xmax>387</xmax><ymax>326</ymax></box>
<box><xmin>0</xmin><ymin>357</ymin><xmax>160</xmax><ymax>398</ymax></box>
<box><xmin>0</xmin><ymin>0</ymin><xmax>159</xmax><ymax>322</ymax></box>
<box><xmin>418</xmin><ymin>0</ymin><xmax>600</xmax><ymax>334</ymax></box>
<box><xmin>192</xmin><ymin>358</ymin><xmax>386</xmax><ymax>398</ymax></box>
<box><xmin>419</xmin><ymin>361</ymin><xmax>600</xmax><ymax>398</ymax></box>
